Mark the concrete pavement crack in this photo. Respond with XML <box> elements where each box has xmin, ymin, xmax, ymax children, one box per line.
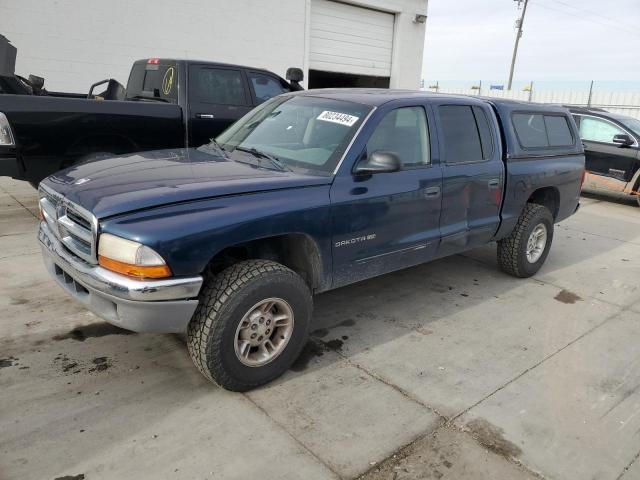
<box><xmin>615</xmin><ymin>448</ymin><xmax>640</xmax><ymax>480</ymax></box>
<box><xmin>3</xmin><ymin>190</ymin><xmax>38</xmax><ymax>219</ymax></box>
<box><xmin>327</xmin><ymin>341</ymin><xmax>547</xmax><ymax>479</ymax></box>
<box><xmin>450</xmin><ymin>304</ymin><xmax>628</xmax><ymax>424</ymax></box>
<box><xmin>241</xmin><ymin>392</ymin><xmax>343</xmax><ymax>480</ymax></box>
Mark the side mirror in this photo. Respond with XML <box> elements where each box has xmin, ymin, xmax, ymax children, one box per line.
<box><xmin>613</xmin><ymin>134</ymin><xmax>634</xmax><ymax>147</ymax></box>
<box><xmin>286</xmin><ymin>67</ymin><xmax>304</xmax><ymax>91</ymax></box>
<box><xmin>354</xmin><ymin>150</ymin><xmax>401</xmax><ymax>175</ymax></box>
<box><xmin>286</xmin><ymin>68</ymin><xmax>304</xmax><ymax>83</ymax></box>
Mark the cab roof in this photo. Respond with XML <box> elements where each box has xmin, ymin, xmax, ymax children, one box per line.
<box><xmin>292</xmin><ymin>88</ymin><xmax>572</xmax><ymax>114</ymax></box>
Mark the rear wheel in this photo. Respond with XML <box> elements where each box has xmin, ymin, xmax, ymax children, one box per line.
<box><xmin>187</xmin><ymin>260</ymin><xmax>312</xmax><ymax>391</ymax></box>
<box><xmin>497</xmin><ymin>203</ymin><xmax>554</xmax><ymax>278</ymax></box>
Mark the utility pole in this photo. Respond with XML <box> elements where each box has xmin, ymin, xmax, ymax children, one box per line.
<box><xmin>507</xmin><ymin>0</ymin><xmax>529</xmax><ymax>90</ymax></box>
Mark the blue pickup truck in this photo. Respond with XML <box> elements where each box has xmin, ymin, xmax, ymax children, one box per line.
<box><xmin>38</xmin><ymin>90</ymin><xmax>584</xmax><ymax>390</ymax></box>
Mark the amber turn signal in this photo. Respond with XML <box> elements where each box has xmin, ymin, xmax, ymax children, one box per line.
<box><xmin>98</xmin><ymin>255</ymin><xmax>172</xmax><ymax>280</ymax></box>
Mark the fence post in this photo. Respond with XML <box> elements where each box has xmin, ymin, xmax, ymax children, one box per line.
<box><xmin>587</xmin><ymin>80</ymin><xmax>594</xmax><ymax>107</ymax></box>
<box><xmin>528</xmin><ymin>81</ymin><xmax>533</xmax><ymax>102</ymax></box>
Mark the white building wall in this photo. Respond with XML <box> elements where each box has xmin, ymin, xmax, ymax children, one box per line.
<box><xmin>1</xmin><ymin>0</ymin><xmax>308</xmax><ymax>93</ymax></box>
<box><xmin>1</xmin><ymin>0</ymin><xmax>427</xmax><ymax>93</ymax></box>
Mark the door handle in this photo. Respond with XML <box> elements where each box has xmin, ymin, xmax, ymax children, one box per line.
<box><xmin>424</xmin><ymin>186</ymin><xmax>441</xmax><ymax>197</ymax></box>
<box><xmin>196</xmin><ymin>113</ymin><xmax>215</xmax><ymax>119</ymax></box>
<box><xmin>488</xmin><ymin>179</ymin><xmax>500</xmax><ymax>189</ymax></box>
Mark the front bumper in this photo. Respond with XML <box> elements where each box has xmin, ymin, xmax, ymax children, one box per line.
<box><xmin>38</xmin><ymin>221</ymin><xmax>203</xmax><ymax>333</ymax></box>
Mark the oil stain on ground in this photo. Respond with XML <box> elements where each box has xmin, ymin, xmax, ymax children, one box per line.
<box><xmin>290</xmin><ymin>335</ymin><xmax>347</xmax><ymax>372</ymax></box>
<box><xmin>0</xmin><ymin>357</ymin><xmax>16</xmax><ymax>368</ymax></box>
<box><xmin>53</xmin><ymin>322</ymin><xmax>135</xmax><ymax>342</ymax></box>
<box><xmin>465</xmin><ymin>418</ymin><xmax>522</xmax><ymax>458</ymax></box>
<box><xmin>54</xmin><ymin>475</ymin><xmax>85</xmax><ymax>480</ymax></box>
<box><xmin>89</xmin><ymin>357</ymin><xmax>111</xmax><ymax>372</ymax></box>
<box><xmin>290</xmin><ymin>341</ymin><xmax>325</xmax><ymax>372</ymax></box>
<box><xmin>554</xmin><ymin>289</ymin><xmax>582</xmax><ymax>304</ymax></box>
<box><xmin>310</xmin><ymin>328</ymin><xmax>329</xmax><ymax>338</ymax></box>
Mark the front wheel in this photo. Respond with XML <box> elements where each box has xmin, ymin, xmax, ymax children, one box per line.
<box><xmin>187</xmin><ymin>260</ymin><xmax>312</xmax><ymax>391</ymax></box>
<box><xmin>497</xmin><ymin>203</ymin><xmax>554</xmax><ymax>278</ymax></box>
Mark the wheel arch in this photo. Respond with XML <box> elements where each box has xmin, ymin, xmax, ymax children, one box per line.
<box><xmin>527</xmin><ymin>186</ymin><xmax>560</xmax><ymax>220</ymax></box>
<box><xmin>203</xmin><ymin>233</ymin><xmax>326</xmax><ymax>292</ymax></box>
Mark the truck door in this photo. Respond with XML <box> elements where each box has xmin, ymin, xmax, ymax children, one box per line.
<box><xmin>188</xmin><ymin>65</ymin><xmax>252</xmax><ymax>147</ymax></box>
<box><xmin>330</xmin><ymin>105</ymin><xmax>442</xmax><ymax>288</ymax></box>
<box><xmin>435</xmin><ymin>102</ymin><xmax>504</xmax><ymax>256</ymax></box>
<box><xmin>574</xmin><ymin>114</ymin><xmax>638</xmax><ymax>184</ymax></box>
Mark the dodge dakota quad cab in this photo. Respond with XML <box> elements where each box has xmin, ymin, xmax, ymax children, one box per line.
<box><xmin>0</xmin><ymin>57</ymin><xmax>303</xmax><ymax>186</ymax></box>
<box><xmin>37</xmin><ymin>90</ymin><xmax>584</xmax><ymax>391</ymax></box>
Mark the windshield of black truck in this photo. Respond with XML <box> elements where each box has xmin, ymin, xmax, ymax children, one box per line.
<box><xmin>125</xmin><ymin>62</ymin><xmax>178</xmax><ymax>103</ymax></box>
<box><xmin>216</xmin><ymin>95</ymin><xmax>371</xmax><ymax>174</ymax></box>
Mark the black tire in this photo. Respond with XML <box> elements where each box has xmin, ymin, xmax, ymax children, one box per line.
<box><xmin>497</xmin><ymin>203</ymin><xmax>554</xmax><ymax>278</ymax></box>
<box><xmin>187</xmin><ymin>260</ymin><xmax>312</xmax><ymax>391</ymax></box>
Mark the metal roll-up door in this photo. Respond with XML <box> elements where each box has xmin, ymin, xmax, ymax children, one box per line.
<box><xmin>309</xmin><ymin>0</ymin><xmax>394</xmax><ymax>77</ymax></box>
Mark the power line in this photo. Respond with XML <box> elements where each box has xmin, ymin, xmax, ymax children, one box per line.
<box><xmin>546</xmin><ymin>0</ymin><xmax>638</xmax><ymax>32</ymax></box>
<box><xmin>531</xmin><ymin>0</ymin><xmax>640</xmax><ymax>37</ymax></box>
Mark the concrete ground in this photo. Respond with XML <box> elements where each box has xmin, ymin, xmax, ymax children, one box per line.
<box><xmin>1</xmin><ymin>177</ymin><xmax>639</xmax><ymax>480</ymax></box>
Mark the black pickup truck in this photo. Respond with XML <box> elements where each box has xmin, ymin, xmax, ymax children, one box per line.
<box><xmin>0</xmin><ymin>57</ymin><xmax>303</xmax><ymax>186</ymax></box>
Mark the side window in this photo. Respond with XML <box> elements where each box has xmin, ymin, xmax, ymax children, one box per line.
<box><xmin>248</xmin><ymin>72</ymin><xmax>288</xmax><ymax>104</ymax></box>
<box><xmin>472</xmin><ymin>106</ymin><xmax>494</xmax><ymax>159</ymax></box>
<box><xmin>191</xmin><ymin>67</ymin><xmax>246</xmax><ymax>105</ymax></box>
<box><xmin>513</xmin><ymin>113</ymin><xmax>547</xmax><ymax>148</ymax></box>
<box><xmin>579</xmin><ymin>117</ymin><xmax>626</xmax><ymax>143</ymax></box>
<box><xmin>439</xmin><ymin>105</ymin><xmax>483</xmax><ymax>163</ymax></box>
<box><xmin>513</xmin><ymin>113</ymin><xmax>574</xmax><ymax>148</ymax></box>
<box><xmin>365</xmin><ymin>107</ymin><xmax>430</xmax><ymax>167</ymax></box>
<box><xmin>545</xmin><ymin>116</ymin><xmax>573</xmax><ymax>146</ymax></box>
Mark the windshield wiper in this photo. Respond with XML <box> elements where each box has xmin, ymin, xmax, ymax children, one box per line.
<box><xmin>234</xmin><ymin>146</ymin><xmax>292</xmax><ymax>172</ymax></box>
<box><xmin>127</xmin><ymin>94</ymin><xmax>169</xmax><ymax>103</ymax></box>
<box><xmin>198</xmin><ymin>138</ymin><xmax>228</xmax><ymax>158</ymax></box>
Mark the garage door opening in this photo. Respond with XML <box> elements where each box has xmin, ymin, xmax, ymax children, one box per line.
<box><xmin>308</xmin><ymin>70</ymin><xmax>390</xmax><ymax>89</ymax></box>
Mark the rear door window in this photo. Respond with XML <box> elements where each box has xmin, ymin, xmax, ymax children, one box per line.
<box><xmin>513</xmin><ymin>113</ymin><xmax>574</xmax><ymax>148</ymax></box>
<box><xmin>190</xmin><ymin>67</ymin><xmax>248</xmax><ymax>106</ymax></box>
<box><xmin>473</xmin><ymin>106</ymin><xmax>494</xmax><ymax>159</ymax></box>
<box><xmin>438</xmin><ymin>105</ymin><xmax>484</xmax><ymax>163</ymax></box>
<box><xmin>247</xmin><ymin>71</ymin><xmax>289</xmax><ymax>104</ymax></box>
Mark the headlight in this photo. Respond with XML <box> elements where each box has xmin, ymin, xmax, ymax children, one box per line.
<box><xmin>98</xmin><ymin>233</ymin><xmax>172</xmax><ymax>279</ymax></box>
<box><xmin>0</xmin><ymin>112</ymin><xmax>15</xmax><ymax>146</ymax></box>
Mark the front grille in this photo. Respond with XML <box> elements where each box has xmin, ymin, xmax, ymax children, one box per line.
<box><xmin>39</xmin><ymin>186</ymin><xmax>97</xmax><ymax>264</ymax></box>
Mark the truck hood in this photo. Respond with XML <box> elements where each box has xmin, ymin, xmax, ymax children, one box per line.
<box><xmin>43</xmin><ymin>148</ymin><xmax>333</xmax><ymax>218</ymax></box>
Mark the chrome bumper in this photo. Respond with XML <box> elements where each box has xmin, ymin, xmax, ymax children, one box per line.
<box><xmin>38</xmin><ymin>221</ymin><xmax>203</xmax><ymax>333</ymax></box>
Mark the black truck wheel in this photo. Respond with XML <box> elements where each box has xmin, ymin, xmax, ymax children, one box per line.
<box><xmin>497</xmin><ymin>203</ymin><xmax>554</xmax><ymax>278</ymax></box>
<box><xmin>187</xmin><ymin>260</ymin><xmax>312</xmax><ymax>391</ymax></box>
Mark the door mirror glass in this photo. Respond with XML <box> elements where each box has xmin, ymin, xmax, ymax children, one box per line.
<box><xmin>612</xmin><ymin>133</ymin><xmax>633</xmax><ymax>146</ymax></box>
<box><xmin>354</xmin><ymin>150</ymin><xmax>401</xmax><ymax>175</ymax></box>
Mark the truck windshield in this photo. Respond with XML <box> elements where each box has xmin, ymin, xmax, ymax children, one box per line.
<box><xmin>216</xmin><ymin>95</ymin><xmax>371</xmax><ymax>174</ymax></box>
<box><xmin>125</xmin><ymin>62</ymin><xmax>178</xmax><ymax>103</ymax></box>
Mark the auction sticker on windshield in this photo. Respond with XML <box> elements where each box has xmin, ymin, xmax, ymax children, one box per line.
<box><xmin>317</xmin><ymin>111</ymin><xmax>359</xmax><ymax>127</ymax></box>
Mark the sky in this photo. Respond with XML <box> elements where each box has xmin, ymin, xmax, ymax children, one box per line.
<box><xmin>422</xmin><ymin>0</ymin><xmax>640</xmax><ymax>90</ymax></box>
